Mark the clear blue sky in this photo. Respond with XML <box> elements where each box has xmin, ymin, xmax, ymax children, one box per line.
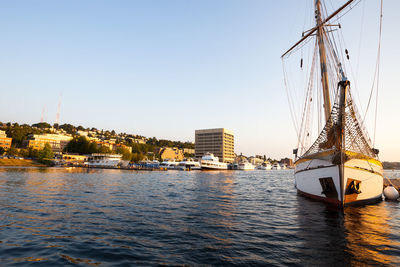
<box><xmin>0</xmin><ymin>1</ymin><xmax>399</xmax><ymax>161</ymax></box>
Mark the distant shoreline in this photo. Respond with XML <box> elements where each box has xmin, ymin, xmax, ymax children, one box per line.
<box><xmin>0</xmin><ymin>161</ymin><xmax>399</xmax><ymax>172</ymax></box>
<box><xmin>0</xmin><ymin>158</ymin><xmax>46</xmax><ymax>167</ymax></box>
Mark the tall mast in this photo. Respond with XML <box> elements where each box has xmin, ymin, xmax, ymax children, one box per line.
<box><xmin>315</xmin><ymin>0</ymin><xmax>331</xmax><ymax>123</ymax></box>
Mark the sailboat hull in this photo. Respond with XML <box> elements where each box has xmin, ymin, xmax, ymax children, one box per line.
<box><xmin>342</xmin><ymin>158</ymin><xmax>383</xmax><ymax>205</ymax></box>
<box><xmin>295</xmin><ymin>157</ymin><xmax>383</xmax><ymax>206</ymax></box>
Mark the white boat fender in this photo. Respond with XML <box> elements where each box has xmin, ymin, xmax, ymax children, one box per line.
<box><xmin>383</xmin><ymin>186</ymin><xmax>399</xmax><ymax>201</ymax></box>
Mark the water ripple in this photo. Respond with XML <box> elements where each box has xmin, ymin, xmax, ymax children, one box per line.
<box><xmin>0</xmin><ymin>168</ymin><xmax>399</xmax><ymax>266</ymax></box>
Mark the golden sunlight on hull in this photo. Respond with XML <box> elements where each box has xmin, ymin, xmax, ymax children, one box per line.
<box><xmin>295</xmin><ymin>157</ymin><xmax>383</xmax><ymax>206</ymax></box>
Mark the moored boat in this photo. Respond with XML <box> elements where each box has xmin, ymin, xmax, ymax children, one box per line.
<box><xmin>258</xmin><ymin>162</ymin><xmax>272</xmax><ymax>170</ymax></box>
<box><xmin>200</xmin><ymin>153</ymin><xmax>228</xmax><ymax>170</ymax></box>
<box><xmin>238</xmin><ymin>161</ymin><xmax>255</xmax><ymax>170</ymax></box>
<box><xmin>272</xmin><ymin>163</ymin><xmax>281</xmax><ymax>170</ymax></box>
<box><xmin>160</xmin><ymin>160</ymin><xmax>179</xmax><ymax>170</ymax></box>
<box><xmin>86</xmin><ymin>153</ymin><xmax>122</xmax><ymax>168</ymax></box>
<box><xmin>178</xmin><ymin>158</ymin><xmax>201</xmax><ymax>170</ymax></box>
<box><xmin>282</xmin><ymin>0</ymin><xmax>384</xmax><ymax>206</ymax></box>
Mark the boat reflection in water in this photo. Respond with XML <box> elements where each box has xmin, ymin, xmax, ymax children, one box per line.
<box><xmin>296</xmin><ymin>197</ymin><xmax>400</xmax><ymax>266</ymax></box>
<box><xmin>344</xmin><ymin>204</ymin><xmax>400</xmax><ymax>265</ymax></box>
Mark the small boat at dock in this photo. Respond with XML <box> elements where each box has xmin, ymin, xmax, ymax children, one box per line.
<box><xmin>238</xmin><ymin>161</ymin><xmax>255</xmax><ymax>170</ymax></box>
<box><xmin>160</xmin><ymin>160</ymin><xmax>179</xmax><ymax>170</ymax></box>
<box><xmin>177</xmin><ymin>159</ymin><xmax>201</xmax><ymax>171</ymax></box>
<box><xmin>200</xmin><ymin>153</ymin><xmax>228</xmax><ymax>170</ymax></box>
<box><xmin>86</xmin><ymin>153</ymin><xmax>122</xmax><ymax>168</ymax></box>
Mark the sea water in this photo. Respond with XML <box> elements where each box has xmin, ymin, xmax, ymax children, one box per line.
<box><xmin>0</xmin><ymin>167</ymin><xmax>399</xmax><ymax>266</ymax></box>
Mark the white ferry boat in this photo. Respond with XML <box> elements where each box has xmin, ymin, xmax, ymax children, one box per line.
<box><xmin>87</xmin><ymin>153</ymin><xmax>122</xmax><ymax>167</ymax></box>
<box><xmin>238</xmin><ymin>161</ymin><xmax>255</xmax><ymax>170</ymax></box>
<box><xmin>178</xmin><ymin>159</ymin><xmax>201</xmax><ymax>171</ymax></box>
<box><xmin>200</xmin><ymin>153</ymin><xmax>228</xmax><ymax>170</ymax></box>
<box><xmin>272</xmin><ymin>163</ymin><xmax>281</xmax><ymax>170</ymax></box>
<box><xmin>160</xmin><ymin>160</ymin><xmax>179</xmax><ymax>170</ymax></box>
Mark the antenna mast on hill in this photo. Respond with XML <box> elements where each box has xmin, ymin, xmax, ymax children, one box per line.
<box><xmin>55</xmin><ymin>93</ymin><xmax>62</xmax><ymax>125</ymax></box>
<box><xmin>41</xmin><ymin>105</ymin><xmax>46</xmax><ymax>122</ymax></box>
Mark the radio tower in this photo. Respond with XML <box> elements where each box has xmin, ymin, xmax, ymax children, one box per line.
<box><xmin>55</xmin><ymin>94</ymin><xmax>62</xmax><ymax>125</ymax></box>
<box><xmin>41</xmin><ymin>105</ymin><xmax>46</xmax><ymax>122</ymax></box>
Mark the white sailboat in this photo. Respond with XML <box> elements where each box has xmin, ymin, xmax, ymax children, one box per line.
<box><xmin>282</xmin><ymin>0</ymin><xmax>383</xmax><ymax>206</ymax></box>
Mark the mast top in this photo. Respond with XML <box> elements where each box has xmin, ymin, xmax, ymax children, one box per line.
<box><xmin>315</xmin><ymin>0</ymin><xmax>332</xmax><ymax>122</ymax></box>
<box><xmin>281</xmin><ymin>0</ymin><xmax>355</xmax><ymax>58</ymax></box>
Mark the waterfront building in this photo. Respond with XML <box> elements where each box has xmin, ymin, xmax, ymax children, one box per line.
<box><xmin>195</xmin><ymin>128</ymin><xmax>234</xmax><ymax>163</ymax></box>
<box><xmin>235</xmin><ymin>154</ymin><xmax>248</xmax><ymax>163</ymax></box>
<box><xmin>25</xmin><ymin>133</ymin><xmax>72</xmax><ymax>153</ymax></box>
<box><xmin>158</xmin><ymin>147</ymin><xmax>184</xmax><ymax>161</ymax></box>
<box><xmin>280</xmin><ymin>157</ymin><xmax>294</xmax><ymax>167</ymax></box>
<box><xmin>183</xmin><ymin>148</ymin><xmax>195</xmax><ymax>155</ymax></box>
<box><xmin>125</xmin><ymin>136</ymin><xmax>146</xmax><ymax>144</ymax></box>
<box><xmin>132</xmin><ymin>138</ymin><xmax>146</xmax><ymax>144</ymax></box>
<box><xmin>0</xmin><ymin>130</ymin><xmax>12</xmax><ymax>150</ymax></box>
<box><xmin>95</xmin><ymin>140</ymin><xmax>114</xmax><ymax>151</ymax></box>
<box><xmin>86</xmin><ymin>136</ymin><xmax>100</xmax><ymax>142</ymax></box>
<box><xmin>249</xmin><ymin>156</ymin><xmax>264</xmax><ymax>166</ymax></box>
<box><xmin>77</xmin><ymin>130</ymin><xmax>89</xmax><ymax>137</ymax></box>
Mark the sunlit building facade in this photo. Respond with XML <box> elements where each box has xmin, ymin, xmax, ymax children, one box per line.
<box><xmin>0</xmin><ymin>130</ymin><xmax>12</xmax><ymax>150</ymax></box>
<box><xmin>195</xmin><ymin>128</ymin><xmax>234</xmax><ymax>163</ymax></box>
<box><xmin>25</xmin><ymin>134</ymin><xmax>73</xmax><ymax>153</ymax></box>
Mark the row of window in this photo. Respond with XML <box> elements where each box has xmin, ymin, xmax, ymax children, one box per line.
<box><xmin>196</xmin><ymin>141</ymin><xmax>225</xmax><ymax>144</ymax></box>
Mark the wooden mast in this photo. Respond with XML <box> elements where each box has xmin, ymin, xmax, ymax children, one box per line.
<box><xmin>315</xmin><ymin>0</ymin><xmax>331</xmax><ymax>123</ymax></box>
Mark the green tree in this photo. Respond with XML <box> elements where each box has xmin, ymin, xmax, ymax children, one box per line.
<box><xmin>28</xmin><ymin>147</ymin><xmax>40</xmax><ymax>159</ymax></box>
<box><xmin>115</xmin><ymin>147</ymin><xmax>132</xmax><ymax>160</ymax></box>
<box><xmin>18</xmin><ymin>148</ymin><xmax>29</xmax><ymax>158</ymax></box>
<box><xmin>39</xmin><ymin>143</ymin><xmax>54</xmax><ymax>160</ymax></box>
<box><xmin>131</xmin><ymin>153</ymin><xmax>144</xmax><ymax>163</ymax></box>
<box><xmin>32</xmin><ymin>122</ymin><xmax>51</xmax><ymax>129</ymax></box>
<box><xmin>60</xmin><ymin>124</ymin><xmax>76</xmax><ymax>134</ymax></box>
<box><xmin>65</xmin><ymin>136</ymin><xmax>98</xmax><ymax>154</ymax></box>
<box><xmin>88</xmin><ymin>142</ymin><xmax>98</xmax><ymax>153</ymax></box>
<box><xmin>7</xmin><ymin>147</ymin><xmax>18</xmax><ymax>156</ymax></box>
<box><xmin>98</xmin><ymin>146</ymin><xmax>111</xmax><ymax>154</ymax></box>
<box><xmin>6</xmin><ymin>124</ymin><xmax>37</xmax><ymax>148</ymax></box>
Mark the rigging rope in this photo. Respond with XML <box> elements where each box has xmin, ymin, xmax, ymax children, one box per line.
<box><xmin>373</xmin><ymin>0</ymin><xmax>384</xmax><ymax>147</ymax></box>
<box><xmin>282</xmin><ymin>60</ymin><xmax>300</xmax><ymax>136</ymax></box>
<box><xmin>363</xmin><ymin>0</ymin><xmax>383</xmax><ymax>147</ymax></box>
<box><xmin>283</xmin><ymin>0</ymin><xmax>380</xmax><ymax>158</ymax></box>
<box><xmin>329</xmin><ymin>0</ymin><xmax>362</xmax><ymax>24</ymax></box>
<box><xmin>356</xmin><ymin>0</ymin><xmax>366</xmax><ymax>80</ymax></box>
